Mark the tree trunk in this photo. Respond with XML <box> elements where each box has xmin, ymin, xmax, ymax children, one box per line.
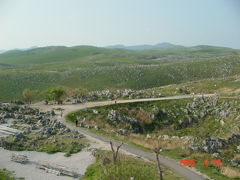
<box><xmin>155</xmin><ymin>152</ymin><xmax>163</xmax><ymax>180</ymax></box>
<box><xmin>110</xmin><ymin>141</ymin><xmax>123</xmax><ymax>164</ymax></box>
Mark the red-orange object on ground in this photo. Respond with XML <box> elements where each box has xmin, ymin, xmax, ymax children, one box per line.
<box><xmin>180</xmin><ymin>159</ymin><xmax>196</xmax><ymax>167</ymax></box>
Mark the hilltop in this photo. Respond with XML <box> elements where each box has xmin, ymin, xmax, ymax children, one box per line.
<box><xmin>105</xmin><ymin>42</ymin><xmax>180</xmax><ymax>50</ymax></box>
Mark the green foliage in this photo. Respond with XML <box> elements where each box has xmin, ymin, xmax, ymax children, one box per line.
<box><xmin>22</xmin><ymin>88</ymin><xmax>34</xmax><ymax>104</ymax></box>
<box><xmin>64</xmin><ymin>142</ymin><xmax>84</xmax><ymax>157</ymax></box>
<box><xmin>0</xmin><ymin>169</ymin><xmax>23</xmax><ymax>180</ymax></box>
<box><xmin>42</xmin><ymin>87</ymin><xmax>66</xmax><ymax>101</ymax></box>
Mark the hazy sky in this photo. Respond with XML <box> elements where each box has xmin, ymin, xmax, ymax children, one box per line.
<box><xmin>0</xmin><ymin>0</ymin><xmax>240</xmax><ymax>49</ymax></box>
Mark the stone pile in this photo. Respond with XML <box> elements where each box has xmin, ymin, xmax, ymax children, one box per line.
<box><xmin>188</xmin><ymin>134</ymin><xmax>240</xmax><ymax>153</ymax></box>
<box><xmin>0</xmin><ymin>102</ymin><xmax>85</xmax><ymax>151</ymax></box>
<box><xmin>73</xmin><ymin>89</ymin><xmax>162</xmax><ymax>102</ymax></box>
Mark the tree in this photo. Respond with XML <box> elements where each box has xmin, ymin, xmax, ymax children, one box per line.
<box><xmin>22</xmin><ymin>89</ymin><xmax>34</xmax><ymax>104</ymax></box>
<box><xmin>110</xmin><ymin>141</ymin><xmax>123</xmax><ymax>164</ymax></box>
<box><xmin>42</xmin><ymin>87</ymin><xmax>66</xmax><ymax>104</ymax></box>
<box><xmin>153</xmin><ymin>139</ymin><xmax>164</xmax><ymax>180</ymax></box>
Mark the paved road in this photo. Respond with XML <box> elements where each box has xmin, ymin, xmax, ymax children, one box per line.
<box><xmin>33</xmin><ymin>94</ymin><xmax>215</xmax><ymax>180</ymax></box>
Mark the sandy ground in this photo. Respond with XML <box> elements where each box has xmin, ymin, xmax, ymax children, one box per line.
<box><xmin>0</xmin><ymin>148</ymin><xmax>94</xmax><ymax>180</ymax></box>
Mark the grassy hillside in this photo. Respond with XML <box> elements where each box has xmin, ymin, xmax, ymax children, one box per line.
<box><xmin>144</xmin><ymin>75</ymin><xmax>240</xmax><ymax>97</ymax></box>
<box><xmin>67</xmin><ymin>96</ymin><xmax>240</xmax><ymax>179</ymax></box>
<box><xmin>0</xmin><ymin>45</ymin><xmax>239</xmax><ymax>101</ymax></box>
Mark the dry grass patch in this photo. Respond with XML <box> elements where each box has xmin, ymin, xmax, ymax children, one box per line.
<box><xmin>217</xmin><ymin>88</ymin><xmax>234</xmax><ymax>94</ymax></box>
<box><xmin>221</xmin><ymin>166</ymin><xmax>240</xmax><ymax>178</ymax></box>
<box><xmin>127</xmin><ymin>134</ymin><xmax>188</xmax><ymax>150</ymax></box>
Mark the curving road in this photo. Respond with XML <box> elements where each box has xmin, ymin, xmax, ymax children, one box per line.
<box><xmin>33</xmin><ymin>94</ymin><xmax>214</xmax><ymax>180</ymax></box>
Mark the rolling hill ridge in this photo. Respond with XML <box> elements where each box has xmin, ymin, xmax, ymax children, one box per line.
<box><xmin>0</xmin><ymin>44</ymin><xmax>239</xmax><ymax>101</ymax></box>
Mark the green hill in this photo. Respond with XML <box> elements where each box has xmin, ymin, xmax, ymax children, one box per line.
<box><xmin>0</xmin><ymin>45</ymin><xmax>239</xmax><ymax>101</ymax></box>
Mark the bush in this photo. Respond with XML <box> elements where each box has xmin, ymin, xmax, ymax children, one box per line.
<box><xmin>0</xmin><ymin>169</ymin><xmax>23</xmax><ymax>180</ymax></box>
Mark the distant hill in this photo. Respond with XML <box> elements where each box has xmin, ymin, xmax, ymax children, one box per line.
<box><xmin>105</xmin><ymin>42</ymin><xmax>180</xmax><ymax>50</ymax></box>
<box><xmin>0</xmin><ymin>44</ymin><xmax>239</xmax><ymax>101</ymax></box>
<box><xmin>0</xmin><ymin>50</ymin><xmax>7</xmax><ymax>54</ymax></box>
<box><xmin>0</xmin><ymin>46</ymin><xmax>39</xmax><ymax>54</ymax></box>
<box><xmin>0</xmin><ymin>44</ymin><xmax>238</xmax><ymax>66</ymax></box>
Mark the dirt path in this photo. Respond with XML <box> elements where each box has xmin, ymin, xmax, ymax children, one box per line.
<box><xmin>33</xmin><ymin>94</ymin><xmax>215</xmax><ymax>115</ymax></box>
<box><xmin>33</xmin><ymin>94</ymin><xmax>215</xmax><ymax>180</ymax></box>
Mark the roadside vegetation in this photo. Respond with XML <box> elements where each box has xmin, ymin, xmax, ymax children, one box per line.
<box><xmin>81</xmin><ymin>150</ymin><xmax>184</xmax><ymax>180</ymax></box>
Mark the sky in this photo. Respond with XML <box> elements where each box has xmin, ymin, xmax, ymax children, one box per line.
<box><xmin>0</xmin><ymin>0</ymin><xmax>240</xmax><ymax>50</ymax></box>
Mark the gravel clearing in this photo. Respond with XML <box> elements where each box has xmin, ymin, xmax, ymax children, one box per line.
<box><xmin>0</xmin><ymin>147</ymin><xmax>94</xmax><ymax>180</ymax></box>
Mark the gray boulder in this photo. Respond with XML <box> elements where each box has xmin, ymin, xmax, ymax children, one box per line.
<box><xmin>13</xmin><ymin>133</ymin><xmax>25</xmax><ymax>142</ymax></box>
<box><xmin>201</xmin><ymin>137</ymin><xmax>226</xmax><ymax>153</ymax></box>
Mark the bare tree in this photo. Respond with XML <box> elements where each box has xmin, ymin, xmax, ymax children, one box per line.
<box><xmin>109</xmin><ymin>141</ymin><xmax>123</xmax><ymax>164</ymax></box>
<box><xmin>154</xmin><ymin>140</ymin><xmax>163</xmax><ymax>180</ymax></box>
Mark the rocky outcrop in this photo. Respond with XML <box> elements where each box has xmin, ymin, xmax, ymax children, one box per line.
<box><xmin>201</xmin><ymin>137</ymin><xmax>227</xmax><ymax>153</ymax></box>
<box><xmin>108</xmin><ymin>110</ymin><xmax>141</xmax><ymax>133</ymax></box>
<box><xmin>72</xmin><ymin>88</ymin><xmax>163</xmax><ymax>103</ymax></box>
<box><xmin>189</xmin><ymin>134</ymin><xmax>240</xmax><ymax>153</ymax></box>
<box><xmin>108</xmin><ymin>110</ymin><xmax>138</xmax><ymax>125</ymax></box>
<box><xmin>0</xmin><ymin>103</ymin><xmax>85</xmax><ymax>152</ymax></box>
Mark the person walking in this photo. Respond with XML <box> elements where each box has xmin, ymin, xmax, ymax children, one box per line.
<box><xmin>60</xmin><ymin>109</ymin><xmax>63</xmax><ymax>117</ymax></box>
<box><xmin>75</xmin><ymin>119</ymin><xmax>78</xmax><ymax>127</ymax></box>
